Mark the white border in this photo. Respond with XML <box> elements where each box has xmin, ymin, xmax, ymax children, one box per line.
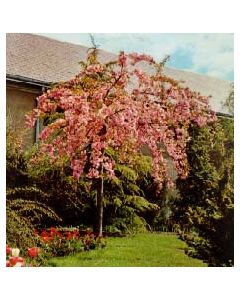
<box><xmin>1</xmin><ymin>1</ymin><xmax>239</xmax><ymax>300</ymax></box>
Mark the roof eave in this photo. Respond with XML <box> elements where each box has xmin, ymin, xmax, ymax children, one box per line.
<box><xmin>6</xmin><ymin>74</ymin><xmax>52</xmax><ymax>88</ymax></box>
<box><xmin>216</xmin><ymin>112</ymin><xmax>233</xmax><ymax>119</ymax></box>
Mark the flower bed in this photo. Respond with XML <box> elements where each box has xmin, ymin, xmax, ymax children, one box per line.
<box><xmin>6</xmin><ymin>227</ymin><xmax>106</xmax><ymax>267</ymax></box>
<box><xmin>6</xmin><ymin>245</ymin><xmax>40</xmax><ymax>267</ymax></box>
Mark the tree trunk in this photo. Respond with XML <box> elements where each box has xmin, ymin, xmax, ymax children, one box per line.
<box><xmin>96</xmin><ymin>174</ymin><xmax>104</xmax><ymax>237</ymax></box>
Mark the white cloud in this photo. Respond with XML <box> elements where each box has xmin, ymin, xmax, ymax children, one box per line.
<box><xmin>38</xmin><ymin>33</ymin><xmax>234</xmax><ymax>80</ymax></box>
<box><xmin>94</xmin><ymin>33</ymin><xmax>234</xmax><ymax>80</ymax></box>
<box><xmin>92</xmin><ymin>33</ymin><xmax>181</xmax><ymax>58</ymax></box>
<box><xmin>184</xmin><ymin>34</ymin><xmax>234</xmax><ymax>79</ymax></box>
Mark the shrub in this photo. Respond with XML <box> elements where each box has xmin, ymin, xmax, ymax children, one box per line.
<box><xmin>27</xmin><ymin>149</ymin><xmax>160</xmax><ymax>235</ymax></box>
<box><xmin>6</xmin><ymin>121</ymin><xmax>60</xmax><ymax>250</ymax></box>
<box><xmin>26</xmin><ymin>148</ymin><xmax>91</xmax><ymax>227</ymax></box>
<box><xmin>102</xmin><ymin>153</ymin><xmax>159</xmax><ymax>234</ymax></box>
<box><xmin>172</xmin><ymin>118</ymin><xmax>234</xmax><ymax>266</ymax></box>
<box><xmin>81</xmin><ymin>229</ymin><xmax>106</xmax><ymax>251</ymax></box>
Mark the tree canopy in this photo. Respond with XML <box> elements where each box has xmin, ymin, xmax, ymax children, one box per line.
<box><xmin>26</xmin><ymin>49</ymin><xmax>216</xmax><ymax>188</ymax></box>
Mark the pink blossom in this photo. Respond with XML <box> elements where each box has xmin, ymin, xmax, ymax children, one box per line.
<box><xmin>25</xmin><ymin>112</ymin><xmax>37</xmax><ymax>127</ymax></box>
<box><xmin>118</xmin><ymin>51</ymin><xmax>127</xmax><ymax>66</ymax></box>
<box><xmin>128</xmin><ymin>53</ymin><xmax>155</xmax><ymax>65</ymax></box>
<box><xmin>85</xmin><ymin>64</ymin><xmax>104</xmax><ymax>75</ymax></box>
<box><xmin>26</xmin><ymin>49</ymin><xmax>214</xmax><ymax>190</ymax></box>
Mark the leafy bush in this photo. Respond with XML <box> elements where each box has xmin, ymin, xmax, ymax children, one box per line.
<box><xmin>101</xmin><ymin>153</ymin><xmax>159</xmax><ymax>234</ymax></box>
<box><xmin>27</xmin><ymin>148</ymin><xmax>160</xmax><ymax>235</ymax></box>
<box><xmin>6</xmin><ymin>206</ymin><xmax>39</xmax><ymax>250</ymax></box>
<box><xmin>26</xmin><ymin>146</ymin><xmax>94</xmax><ymax>228</ymax></box>
<box><xmin>81</xmin><ymin>229</ymin><xmax>107</xmax><ymax>251</ymax></box>
<box><xmin>172</xmin><ymin>118</ymin><xmax>234</xmax><ymax>266</ymax></box>
<box><xmin>6</xmin><ymin>121</ymin><xmax>60</xmax><ymax>250</ymax></box>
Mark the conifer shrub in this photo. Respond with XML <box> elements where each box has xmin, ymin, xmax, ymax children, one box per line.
<box><xmin>172</xmin><ymin>118</ymin><xmax>234</xmax><ymax>266</ymax></box>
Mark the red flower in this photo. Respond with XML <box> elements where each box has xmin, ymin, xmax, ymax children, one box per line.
<box><xmin>9</xmin><ymin>256</ymin><xmax>24</xmax><ymax>266</ymax></box>
<box><xmin>73</xmin><ymin>229</ymin><xmax>79</xmax><ymax>235</ymax></box>
<box><xmin>56</xmin><ymin>231</ymin><xmax>63</xmax><ymax>238</ymax></box>
<box><xmin>6</xmin><ymin>245</ymin><xmax>11</xmax><ymax>256</ymax></box>
<box><xmin>66</xmin><ymin>232</ymin><xmax>73</xmax><ymax>240</ymax></box>
<box><xmin>40</xmin><ymin>230</ymin><xmax>49</xmax><ymax>237</ymax></box>
<box><xmin>50</xmin><ymin>227</ymin><xmax>57</xmax><ymax>234</ymax></box>
<box><xmin>9</xmin><ymin>256</ymin><xmax>18</xmax><ymax>265</ymax></box>
<box><xmin>14</xmin><ymin>261</ymin><xmax>25</xmax><ymax>267</ymax></box>
<box><xmin>41</xmin><ymin>236</ymin><xmax>52</xmax><ymax>243</ymax></box>
<box><xmin>16</xmin><ymin>257</ymin><xmax>24</xmax><ymax>263</ymax></box>
<box><xmin>49</xmin><ymin>227</ymin><xmax>62</xmax><ymax>238</ymax></box>
<box><xmin>28</xmin><ymin>247</ymin><xmax>39</xmax><ymax>258</ymax></box>
<box><xmin>6</xmin><ymin>260</ymin><xmax>11</xmax><ymax>267</ymax></box>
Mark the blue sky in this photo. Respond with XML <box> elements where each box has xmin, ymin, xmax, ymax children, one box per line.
<box><xmin>39</xmin><ymin>33</ymin><xmax>234</xmax><ymax>81</ymax></box>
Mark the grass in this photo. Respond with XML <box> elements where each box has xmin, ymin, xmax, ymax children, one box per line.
<box><xmin>47</xmin><ymin>233</ymin><xmax>207</xmax><ymax>267</ymax></box>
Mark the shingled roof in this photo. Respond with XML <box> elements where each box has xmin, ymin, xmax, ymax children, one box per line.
<box><xmin>6</xmin><ymin>33</ymin><xmax>232</xmax><ymax>114</ymax></box>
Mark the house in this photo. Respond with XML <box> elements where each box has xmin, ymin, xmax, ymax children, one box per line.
<box><xmin>6</xmin><ymin>33</ymin><xmax>233</xmax><ymax>146</ymax></box>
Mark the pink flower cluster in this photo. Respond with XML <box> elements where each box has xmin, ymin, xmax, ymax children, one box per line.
<box><xmin>128</xmin><ymin>52</ymin><xmax>155</xmax><ymax>65</ymax></box>
<box><xmin>118</xmin><ymin>51</ymin><xmax>127</xmax><ymax>66</ymax></box>
<box><xmin>26</xmin><ymin>50</ymin><xmax>216</xmax><ymax>189</ymax></box>
<box><xmin>85</xmin><ymin>64</ymin><xmax>104</xmax><ymax>75</ymax></box>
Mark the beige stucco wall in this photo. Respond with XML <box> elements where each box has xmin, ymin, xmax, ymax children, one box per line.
<box><xmin>6</xmin><ymin>86</ymin><xmax>39</xmax><ymax>147</ymax></box>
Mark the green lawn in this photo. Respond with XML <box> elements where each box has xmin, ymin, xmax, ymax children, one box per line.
<box><xmin>47</xmin><ymin>233</ymin><xmax>207</xmax><ymax>267</ymax></box>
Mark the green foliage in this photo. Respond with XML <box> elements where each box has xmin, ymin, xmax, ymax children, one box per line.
<box><xmin>6</xmin><ymin>204</ymin><xmax>39</xmax><ymax>250</ymax></box>
<box><xmin>25</xmin><ymin>145</ymin><xmax>160</xmax><ymax>235</ymax></box>
<box><xmin>7</xmin><ymin>199</ymin><xmax>59</xmax><ymax>226</ymax></box>
<box><xmin>8</xmin><ymin>117</ymin><xmax>161</xmax><ymax>237</ymax></box>
<box><xmin>103</xmin><ymin>154</ymin><xmax>159</xmax><ymax>234</ymax></box>
<box><xmin>223</xmin><ymin>83</ymin><xmax>234</xmax><ymax>115</ymax></box>
<box><xmin>6</xmin><ymin>121</ymin><xmax>60</xmax><ymax>250</ymax></box>
<box><xmin>172</xmin><ymin>118</ymin><xmax>234</xmax><ymax>266</ymax></box>
<box><xmin>6</xmin><ymin>121</ymin><xmax>29</xmax><ymax>188</ymax></box>
<box><xmin>26</xmin><ymin>147</ymin><xmax>90</xmax><ymax>227</ymax></box>
<box><xmin>81</xmin><ymin>234</ymin><xmax>107</xmax><ymax>251</ymax></box>
<box><xmin>7</xmin><ymin>186</ymin><xmax>49</xmax><ymax>202</ymax></box>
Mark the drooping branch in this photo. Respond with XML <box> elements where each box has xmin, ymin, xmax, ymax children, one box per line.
<box><xmin>26</xmin><ymin>49</ymin><xmax>216</xmax><ymax>192</ymax></box>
